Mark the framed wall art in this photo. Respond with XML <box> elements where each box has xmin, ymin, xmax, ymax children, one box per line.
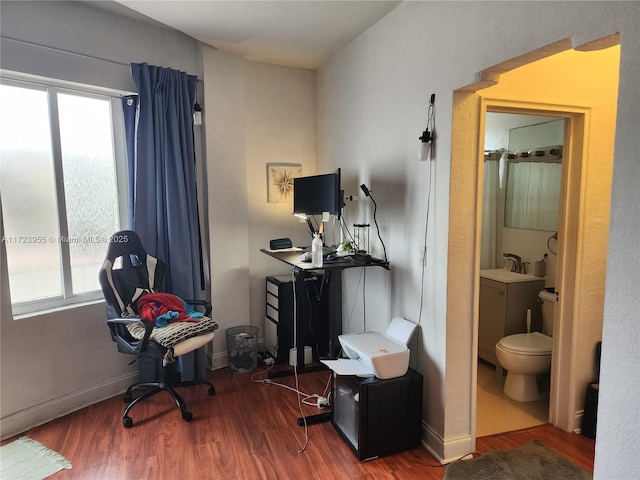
<box><xmin>266</xmin><ymin>163</ymin><xmax>302</xmax><ymax>203</ymax></box>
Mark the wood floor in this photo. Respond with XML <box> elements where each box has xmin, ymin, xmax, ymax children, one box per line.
<box><xmin>2</xmin><ymin>365</ymin><xmax>595</xmax><ymax>479</ymax></box>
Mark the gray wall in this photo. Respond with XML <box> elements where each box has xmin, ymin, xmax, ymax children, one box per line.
<box><xmin>316</xmin><ymin>1</ymin><xmax>638</xmax><ymax>476</ymax></box>
<box><xmin>1</xmin><ymin>2</ymin><xmax>638</xmax><ymax>478</ymax></box>
<box><xmin>1</xmin><ymin>0</ymin><xmax>318</xmax><ymax>437</ymax></box>
<box><xmin>0</xmin><ymin>0</ymin><xmax>202</xmax><ymax>438</ymax></box>
<box><xmin>198</xmin><ymin>48</ymin><xmax>318</xmax><ymax>368</ymax></box>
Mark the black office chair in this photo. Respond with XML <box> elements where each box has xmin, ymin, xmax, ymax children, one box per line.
<box><xmin>99</xmin><ymin>230</ymin><xmax>218</xmax><ymax>427</ymax></box>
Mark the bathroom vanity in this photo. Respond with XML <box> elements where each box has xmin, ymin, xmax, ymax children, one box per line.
<box><xmin>478</xmin><ymin>269</ymin><xmax>545</xmax><ymax>367</ymax></box>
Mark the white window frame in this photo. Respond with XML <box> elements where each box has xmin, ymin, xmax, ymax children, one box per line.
<box><xmin>0</xmin><ymin>73</ymin><xmax>131</xmax><ymax>317</ymax></box>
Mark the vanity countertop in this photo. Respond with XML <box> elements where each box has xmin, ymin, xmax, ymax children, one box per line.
<box><xmin>480</xmin><ymin>268</ymin><xmax>542</xmax><ymax>283</ymax></box>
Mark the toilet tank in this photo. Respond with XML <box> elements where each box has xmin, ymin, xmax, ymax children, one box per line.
<box><xmin>539</xmin><ymin>289</ymin><xmax>557</xmax><ymax>336</ymax></box>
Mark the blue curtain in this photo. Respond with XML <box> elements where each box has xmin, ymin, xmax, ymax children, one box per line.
<box><xmin>126</xmin><ymin>63</ymin><xmax>205</xmax><ymax>381</ymax></box>
<box><xmin>122</xmin><ymin>95</ymin><xmax>137</xmax><ymax>223</ymax></box>
<box><xmin>130</xmin><ymin>63</ymin><xmax>200</xmax><ymax>298</ymax></box>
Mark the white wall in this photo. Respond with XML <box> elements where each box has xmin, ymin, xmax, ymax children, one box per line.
<box><xmin>2</xmin><ymin>2</ymin><xmax>638</xmax><ymax>477</ymax></box>
<box><xmin>316</xmin><ymin>1</ymin><xmax>639</xmax><ymax>475</ymax></box>
<box><xmin>0</xmin><ymin>0</ymin><xmax>203</xmax><ymax>439</ymax></box>
<box><xmin>201</xmin><ymin>47</ymin><xmax>251</xmax><ymax>367</ymax></box>
<box><xmin>202</xmin><ymin>50</ymin><xmax>317</xmax><ymax>366</ymax></box>
<box><xmin>596</xmin><ymin>4</ymin><xmax>640</xmax><ymax>477</ymax></box>
<box><xmin>244</xmin><ymin>62</ymin><xmax>317</xmax><ymax>342</ymax></box>
<box><xmin>0</xmin><ymin>0</ymin><xmax>318</xmax><ymax>437</ymax></box>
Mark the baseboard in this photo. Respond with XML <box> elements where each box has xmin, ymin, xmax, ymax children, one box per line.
<box><xmin>0</xmin><ymin>372</ymin><xmax>136</xmax><ymax>441</ymax></box>
<box><xmin>3</xmin><ymin>350</ymin><xmax>233</xmax><ymax>440</ymax></box>
<box><xmin>422</xmin><ymin>421</ymin><xmax>474</xmax><ymax>464</ymax></box>
<box><xmin>206</xmin><ymin>350</ymin><xmax>229</xmax><ymax>370</ymax></box>
<box><xmin>572</xmin><ymin>408</ymin><xmax>585</xmax><ymax>434</ymax></box>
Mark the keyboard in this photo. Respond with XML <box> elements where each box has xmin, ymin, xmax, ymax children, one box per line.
<box><xmin>303</xmin><ymin>246</ymin><xmax>336</xmax><ymax>255</ymax></box>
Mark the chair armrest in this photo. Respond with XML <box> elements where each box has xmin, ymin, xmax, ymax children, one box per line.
<box><xmin>183</xmin><ymin>299</ymin><xmax>212</xmax><ymax>317</ymax></box>
<box><xmin>107</xmin><ymin>317</ymin><xmax>144</xmax><ymax>326</ymax></box>
<box><xmin>107</xmin><ymin>317</ymin><xmax>154</xmax><ymax>354</ymax></box>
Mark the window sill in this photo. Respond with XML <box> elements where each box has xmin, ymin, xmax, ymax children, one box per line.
<box><xmin>13</xmin><ymin>298</ymin><xmax>105</xmax><ymax>321</ymax></box>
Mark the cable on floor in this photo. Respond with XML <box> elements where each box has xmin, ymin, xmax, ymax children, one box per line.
<box><xmin>251</xmin><ymin>367</ymin><xmax>331</xmax><ymax>408</ymax></box>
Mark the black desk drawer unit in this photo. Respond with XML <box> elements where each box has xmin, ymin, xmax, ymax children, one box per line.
<box><xmin>265</xmin><ymin>276</ymin><xmax>294</xmax><ymax>364</ymax></box>
<box><xmin>332</xmin><ymin>368</ymin><xmax>423</xmax><ymax>461</ymax></box>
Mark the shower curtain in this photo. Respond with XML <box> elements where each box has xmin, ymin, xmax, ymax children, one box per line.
<box><xmin>480</xmin><ymin>153</ymin><xmax>504</xmax><ymax>269</ymax></box>
<box><xmin>504</xmin><ymin>161</ymin><xmax>562</xmax><ymax>231</ymax></box>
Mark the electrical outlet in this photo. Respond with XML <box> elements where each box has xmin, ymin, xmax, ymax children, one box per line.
<box><xmin>257</xmin><ymin>350</ymin><xmax>275</xmax><ymax>366</ymax></box>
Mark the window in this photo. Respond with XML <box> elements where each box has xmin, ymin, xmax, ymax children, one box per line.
<box><xmin>0</xmin><ymin>78</ymin><xmax>128</xmax><ymax>314</ymax></box>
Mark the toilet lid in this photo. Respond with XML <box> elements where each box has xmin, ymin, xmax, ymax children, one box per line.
<box><xmin>498</xmin><ymin>332</ymin><xmax>553</xmax><ymax>355</ymax></box>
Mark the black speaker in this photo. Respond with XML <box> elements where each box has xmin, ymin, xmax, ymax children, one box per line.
<box><xmin>269</xmin><ymin>237</ymin><xmax>292</xmax><ymax>250</ymax></box>
<box><xmin>581</xmin><ymin>382</ymin><xmax>599</xmax><ymax>439</ymax></box>
<box><xmin>581</xmin><ymin>341</ymin><xmax>601</xmax><ymax>439</ymax></box>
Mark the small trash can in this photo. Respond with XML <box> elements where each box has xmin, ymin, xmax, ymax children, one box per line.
<box><xmin>226</xmin><ymin>326</ymin><xmax>259</xmax><ymax>374</ymax></box>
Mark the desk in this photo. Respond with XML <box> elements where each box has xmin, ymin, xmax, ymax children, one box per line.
<box><xmin>260</xmin><ymin>248</ymin><xmax>389</xmax><ymax>374</ymax></box>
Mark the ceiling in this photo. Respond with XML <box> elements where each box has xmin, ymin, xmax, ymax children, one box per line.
<box><xmin>99</xmin><ymin>1</ymin><xmax>401</xmax><ymax>69</ymax></box>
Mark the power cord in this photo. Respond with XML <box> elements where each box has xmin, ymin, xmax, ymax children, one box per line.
<box><xmin>362</xmin><ymin>267</ymin><xmax>367</xmax><ymax>331</ymax></box>
<box><xmin>547</xmin><ymin>231</ymin><xmax>558</xmax><ymax>255</ymax></box>
<box><xmin>291</xmin><ymin>269</ymin><xmax>309</xmax><ymax>453</ymax></box>
<box><xmin>345</xmin><ymin>267</ymin><xmax>365</xmax><ymax>333</ymax></box>
<box><xmin>292</xmin><ymin>363</ymin><xmax>309</xmax><ymax>453</ymax></box>
<box><xmin>251</xmin><ymin>368</ymin><xmax>331</xmax><ymax>407</ymax></box>
<box><xmin>412</xmin><ymin>143</ymin><xmax>436</xmax><ymax>374</ymax></box>
<box><xmin>340</xmin><ymin>216</ymin><xmax>355</xmax><ymax>245</ymax></box>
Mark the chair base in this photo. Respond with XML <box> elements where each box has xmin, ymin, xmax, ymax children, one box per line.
<box><xmin>122</xmin><ymin>376</ymin><xmax>215</xmax><ymax>428</ymax></box>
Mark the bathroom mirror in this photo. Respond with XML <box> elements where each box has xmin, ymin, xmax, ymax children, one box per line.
<box><xmin>503</xmin><ymin>119</ymin><xmax>564</xmax><ymax>231</ymax></box>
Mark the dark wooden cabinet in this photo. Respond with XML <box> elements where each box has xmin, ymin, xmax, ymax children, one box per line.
<box><xmin>332</xmin><ymin>368</ymin><xmax>423</xmax><ymax>461</ymax></box>
<box><xmin>265</xmin><ymin>274</ymin><xmax>330</xmax><ymax>364</ymax></box>
<box><xmin>265</xmin><ymin>276</ymin><xmax>294</xmax><ymax>364</ymax></box>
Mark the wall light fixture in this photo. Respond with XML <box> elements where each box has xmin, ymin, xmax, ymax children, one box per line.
<box><xmin>418</xmin><ymin>93</ymin><xmax>435</xmax><ymax>161</ymax></box>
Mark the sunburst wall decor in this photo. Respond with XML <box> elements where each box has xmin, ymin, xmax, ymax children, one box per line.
<box><xmin>267</xmin><ymin>163</ymin><xmax>302</xmax><ymax>203</ymax></box>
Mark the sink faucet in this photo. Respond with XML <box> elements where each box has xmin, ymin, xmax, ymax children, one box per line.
<box><xmin>503</xmin><ymin>253</ymin><xmax>523</xmax><ymax>273</ymax></box>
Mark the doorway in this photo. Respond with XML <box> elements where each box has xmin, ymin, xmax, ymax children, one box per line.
<box><xmin>447</xmin><ymin>36</ymin><xmax>620</xmax><ymax>444</ymax></box>
<box><xmin>477</xmin><ymin>112</ymin><xmax>564</xmax><ymax>436</ymax></box>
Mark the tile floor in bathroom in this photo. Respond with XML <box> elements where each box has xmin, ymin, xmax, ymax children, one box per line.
<box><xmin>476</xmin><ymin>359</ymin><xmax>549</xmax><ymax>437</ymax></box>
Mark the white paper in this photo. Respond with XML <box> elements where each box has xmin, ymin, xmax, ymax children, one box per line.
<box><xmin>264</xmin><ymin>247</ymin><xmax>303</xmax><ymax>253</ymax></box>
<box><xmin>386</xmin><ymin>316</ymin><xmax>417</xmax><ymax>345</ymax></box>
<box><xmin>321</xmin><ymin>359</ymin><xmax>374</xmax><ymax>377</ymax></box>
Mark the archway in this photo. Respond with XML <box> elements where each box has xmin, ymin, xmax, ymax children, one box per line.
<box><xmin>446</xmin><ymin>34</ymin><xmax>620</xmax><ymax>454</ymax></box>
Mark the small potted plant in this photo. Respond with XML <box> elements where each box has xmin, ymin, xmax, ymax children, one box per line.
<box><xmin>336</xmin><ymin>239</ymin><xmax>354</xmax><ymax>256</ymax></box>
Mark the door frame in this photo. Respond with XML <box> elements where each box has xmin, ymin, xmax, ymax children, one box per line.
<box><xmin>476</xmin><ymin>98</ymin><xmax>590</xmax><ymax>432</ymax></box>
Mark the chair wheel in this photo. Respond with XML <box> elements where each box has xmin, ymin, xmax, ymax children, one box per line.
<box><xmin>182</xmin><ymin>411</ymin><xmax>193</xmax><ymax>422</ymax></box>
<box><xmin>123</xmin><ymin>392</ymin><xmax>132</xmax><ymax>402</ymax></box>
<box><xmin>123</xmin><ymin>416</ymin><xmax>133</xmax><ymax>428</ymax></box>
<box><xmin>208</xmin><ymin>386</ymin><xmax>216</xmax><ymax>396</ymax></box>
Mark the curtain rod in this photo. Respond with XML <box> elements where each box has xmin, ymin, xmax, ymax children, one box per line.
<box><xmin>1</xmin><ymin>35</ymin><xmax>202</xmax><ymax>82</ymax></box>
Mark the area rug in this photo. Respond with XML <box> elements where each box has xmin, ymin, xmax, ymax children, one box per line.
<box><xmin>0</xmin><ymin>436</ymin><xmax>71</xmax><ymax>480</ymax></box>
<box><xmin>444</xmin><ymin>440</ymin><xmax>591</xmax><ymax>480</ymax></box>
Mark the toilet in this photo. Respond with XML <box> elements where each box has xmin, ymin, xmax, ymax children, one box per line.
<box><xmin>495</xmin><ymin>289</ymin><xmax>556</xmax><ymax>402</ymax></box>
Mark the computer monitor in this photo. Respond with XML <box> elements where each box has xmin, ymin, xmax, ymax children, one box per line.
<box><xmin>293</xmin><ymin>169</ymin><xmax>342</xmax><ymax>219</ymax></box>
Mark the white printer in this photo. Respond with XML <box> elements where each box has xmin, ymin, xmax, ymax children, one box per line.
<box><xmin>322</xmin><ymin>316</ymin><xmax>417</xmax><ymax>379</ymax></box>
